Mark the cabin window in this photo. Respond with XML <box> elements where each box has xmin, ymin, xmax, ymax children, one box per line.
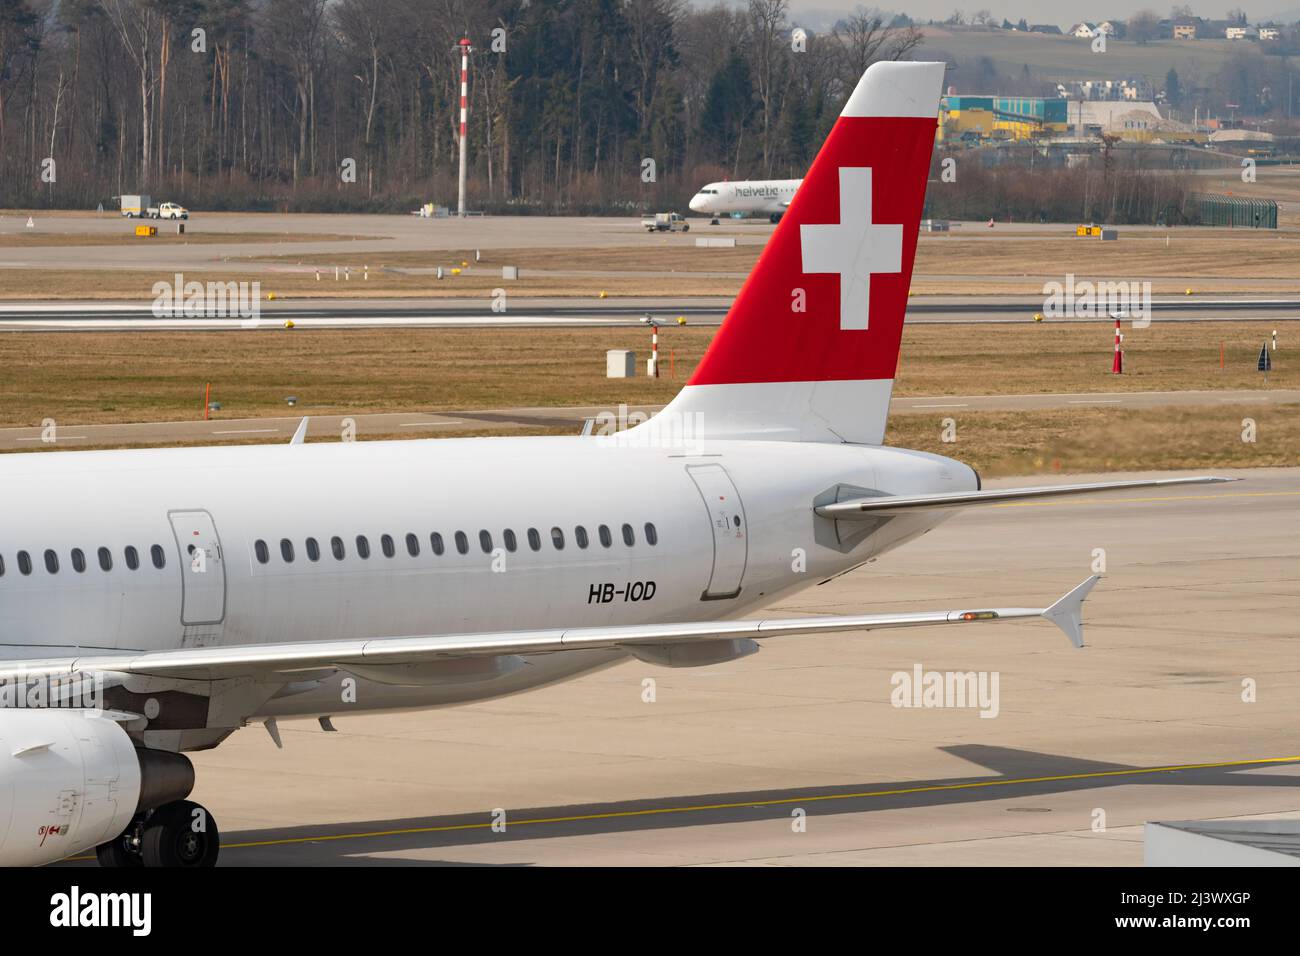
<box><xmin>381</xmin><ymin>534</ymin><xmax>396</xmax><ymax>558</ymax></box>
<box><xmin>331</xmin><ymin>536</ymin><xmax>346</xmax><ymax>560</ymax></box>
<box><xmin>44</xmin><ymin>549</ymin><xmax>60</xmax><ymax>573</ymax></box>
<box><xmin>454</xmin><ymin>531</ymin><xmax>469</xmax><ymax>555</ymax></box>
<box><xmin>479</xmin><ymin>530</ymin><xmax>493</xmax><ymax>553</ymax></box>
<box><xmin>503</xmin><ymin>529</ymin><xmax>517</xmax><ymax>553</ymax></box>
<box><xmin>405</xmin><ymin>533</ymin><xmax>420</xmax><ymax>557</ymax></box>
<box><xmin>17</xmin><ymin>550</ymin><xmax>32</xmax><ymax>575</ymax></box>
<box><xmin>70</xmin><ymin>548</ymin><xmax>86</xmax><ymax>573</ymax></box>
<box><xmin>550</xmin><ymin>527</ymin><xmax>565</xmax><ymax>550</ymax></box>
<box><xmin>622</xmin><ymin>523</ymin><xmax>635</xmax><ymax>546</ymax></box>
<box><xmin>306</xmin><ymin>537</ymin><xmax>321</xmax><ymax>562</ymax></box>
<box><xmin>253</xmin><ymin>540</ymin><xmax>269</xmax><ymax>565</ymax></box>
<box><xmin>430</xmin><ymin>532</ymin><xmax>445</xmax><ymax>556</ymax></box>
<box><xmin>598</xmin><ymin>525</ymin><xmax>612</xmax><ymax>548</ymax></box>
<box><xmin>97</xmin><ymin>547</ymin><xmax>112</xmax><ymax>571</ymax></box>
<box><xmin>279</xmin><ymin>539</ymin><xmax>294</xmax><ymax>563</ymax></box>
<box><xmin>644</xmin><ymin>523</ymin><xmax>658</xmax><ymax>546</ymax></box>
<box><xmin>125</xmin><ymin>546</ymin><xmax>140</xmax><ymax>570</ymax></box>
<box><xmin>527</xmin><ymin>528</ymin><xmax>541</xmax><ymax>551</ymax></box>
<box><xmin>575</xmin><ymin>526</ymin><xmax>589</xmax><ymax>549</ymax></box>
<box><xmin>356</xmin><ymin>535</ymin><xmax>371</xmax><ymax>559</ymax></box>
<box><xmin>150</xmin><ymin>544</ymin><xmax>166</xmax><ymax>569</ymax></box>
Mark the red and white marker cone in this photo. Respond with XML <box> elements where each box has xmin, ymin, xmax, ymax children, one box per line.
<box><xmin>1112</xmin><ymin>317</ymin><xmax>1123</xmax><ymax>374</ymax></box>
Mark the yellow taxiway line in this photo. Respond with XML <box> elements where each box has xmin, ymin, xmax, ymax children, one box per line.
<box><xmin>206</xmin><ymin>754</ymin><xmax>1300</xmax><ymax>852</ymax></box>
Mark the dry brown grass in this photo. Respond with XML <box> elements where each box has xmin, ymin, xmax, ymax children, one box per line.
<box><xmin>886</xmin><ymin>404</ymin><xmax>1299</xmax><ymax>476</ymax></box>
<box><xmin>0</xmin><ymin>321</ymin><xmax>1291</xmax><ymax>428</ymax></box>
<box><xmin>9</xmin><ymin>228</ymin><xmax>1298</xmax><ymax>300</ymax></box>
<box><xmin>914</xmin><ymin>234</ymin><xmax>1300</xmax><ymax>279</ymax></box>
<box><xmin>7</xmin><ymin>404</ymin><xmax>1291</xmax><ymax>478</ymax></box>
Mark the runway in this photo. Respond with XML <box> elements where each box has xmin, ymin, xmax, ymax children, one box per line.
<box><xmin>57</xmin><ymin>466</ymin><xmax>1300</xmax><ymax>866</ymax></box>
<box><xmin>1</xmin><ymin>296</ymin><xmax>1297</xmax><ymax>330</ymax></box>
<box><xmin>6</xmin><ymin>389</ymin><xmax>1298</xmax><ymax>450</ymax></box>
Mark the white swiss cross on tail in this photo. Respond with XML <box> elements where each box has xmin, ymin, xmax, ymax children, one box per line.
<box><xmin>799</xmin><ymin>166</ymin><xmax>903</xmax><ymax>331</ymax></box>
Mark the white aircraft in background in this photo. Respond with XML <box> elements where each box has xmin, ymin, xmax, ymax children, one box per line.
<box><xmin>0</xmin><ymin>61</ymin><xmax>1230</xmax><ymax>868</ymax></box>
<box><xmin>689</xmin><ymin>178</ymin><xmax>801</xmax><ymax>223</ymax></box>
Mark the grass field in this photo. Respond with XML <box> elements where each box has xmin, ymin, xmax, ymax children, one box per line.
<box><xmin>2</xmin><ymin>322</ymin><xmax>1292</xmax><ymax>475</ymax></box>
<box><xmin>6</xmin><ymin>230</ymin><xmax>1300</xmax><ymax>300</ymax></box>
<box><xmin>251</xmin><ymin>232</ymin><xmax>1300</xmax><ymax>281</ymax></box>
<box><xmin>8</xmin><ymin>407</ymin><xmax>1291</xmax><ymax>477</ymax></box>
<box><xmin>885</xmin><ymin>404</ymin><xmax>1297</xmax><ymax>476</ymax></box>
<box><xmin>0</xmin><ymin>321</ymin><xmax>1290</xmax><ymax>426</ymax></box>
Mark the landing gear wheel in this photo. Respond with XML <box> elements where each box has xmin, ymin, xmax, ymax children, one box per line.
<box><xmin>710</xmin><ymin>218</ymin><xmax>719</xmax><ymax>225</ymax></box>
<box><xmin>96</xmin><ymin>814</ymin><xmax>146</xmax><ymax>867</ymax></box>
<box><xmin>682</xmin><ymin>224</ymin><xmax>689</xmax><ymax>232</ymax></box>
<box><xmin>140</xmin><ymin>800</ymin><xmax>220</xmax><ymax>867</ymax></box>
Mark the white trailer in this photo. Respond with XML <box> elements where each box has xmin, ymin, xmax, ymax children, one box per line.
<box><xmin>119</xmin><ymin>195</ymin><xmax>157</xmax><ymax>218</ymax></box>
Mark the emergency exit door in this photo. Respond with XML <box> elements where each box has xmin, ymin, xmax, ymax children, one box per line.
<box><xmin>687</xmin><ymin>464</ymin><xmax>747</xmax><ymax>600</ymax></box>
<box><xmin>168</xmin><ymin>510</ymin><xmax>227</xmax><ymax>625</ymax></box>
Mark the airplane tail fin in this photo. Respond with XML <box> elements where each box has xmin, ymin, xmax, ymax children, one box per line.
<box><xmin>650</xmin><ymin>60</ymin><xmax>944</xmax><ymax>445</ymax></box>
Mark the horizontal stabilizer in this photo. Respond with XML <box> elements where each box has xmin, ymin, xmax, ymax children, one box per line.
<box><xmin>817</xmin><ymin>476</ymin><xmax>1239</xmax><ymax>519</ymax></box>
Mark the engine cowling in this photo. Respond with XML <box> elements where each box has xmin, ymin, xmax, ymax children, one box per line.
<box><xmin>0</xmin><ymin>710</ymin><xmax>190</xmax><ymax>867</ymax></box>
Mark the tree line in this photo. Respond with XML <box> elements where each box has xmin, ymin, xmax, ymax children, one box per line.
<box><xmin>0</xmin><ymin>0</ymin><xmax>925</xmax><ymax>212</ymax></box>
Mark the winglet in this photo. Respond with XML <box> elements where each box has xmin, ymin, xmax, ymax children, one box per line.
<box><xmin>289</xmin><ymin>417</ymin><xmax>309</xmax><ymax>445</ymax></box>
<box><xmin>1041</xmin><ymin>575</ymin><xmax>1100</xmax><ymax>648</ymax></box>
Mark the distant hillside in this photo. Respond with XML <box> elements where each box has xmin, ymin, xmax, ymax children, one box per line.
<box><xmin>921</xmin><ymin>26</ymin><xmax>1269</xmax><ymax>88</ymax></box>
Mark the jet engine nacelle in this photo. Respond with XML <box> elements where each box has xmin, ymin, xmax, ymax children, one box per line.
<box><xmin>0</xmin><ymin>710</ymin><xmax>192</xmax><ymax>867</ymax></box>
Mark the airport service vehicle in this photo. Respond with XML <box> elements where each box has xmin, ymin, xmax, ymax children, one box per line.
<box><xmin>117</xmin><ymin>196</ymin><xmax>187</xmax><ymax>219</ymax></box>
<box><xmin>118</xmin><ymin>195</ymin><xmax>157</xmax><ymax>218</ymax></box>
<box><xmin>0</xmin><ymin>62</ymin><xmax>1230</xmax><ymax>868</ymax></box>
<box><xmin>689</xmin><ymin>178</ymin><xmax>801</xmax><ymax>223</ymax></box>
<box><xmin>642</xmin><ymin>211</ymin><xmax>690</xmax><ymax>232</ymax></box>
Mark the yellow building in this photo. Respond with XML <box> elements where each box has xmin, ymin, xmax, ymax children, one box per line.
<box><xmin>939</xmin><ymin>96</ymin><xmax>1070</xmax><ymax>143</ymax></box>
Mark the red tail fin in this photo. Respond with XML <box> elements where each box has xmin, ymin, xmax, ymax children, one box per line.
<box><xmin>660</xmin><ymin>60</ymin><xmax>944</xmax><ymax>444</ymax></box>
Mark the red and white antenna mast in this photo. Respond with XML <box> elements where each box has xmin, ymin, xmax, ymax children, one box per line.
<box><xmin>456</xmin><ymin>37</ymin><xmax>473</xmax><ymax>218</ymax></box>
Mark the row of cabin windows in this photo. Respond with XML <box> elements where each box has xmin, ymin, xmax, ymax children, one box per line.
<box><xmin>253</xmin><ymin>522</ymin><xmax>659</xmax><ymax>565</ymax></box>
<box><xmin>0</xmin><ymin>544</ymin><xmax>166</xmax><ymax>577</ymax></box>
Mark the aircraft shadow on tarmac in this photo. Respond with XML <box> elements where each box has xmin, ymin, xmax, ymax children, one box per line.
<box><xmin>184</xmin><ymin>745</ymin><xmax>1300</xmax><ymax>865</ymax></box>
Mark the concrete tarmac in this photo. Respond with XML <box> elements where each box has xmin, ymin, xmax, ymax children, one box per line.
<box><xmin>1</xmin><ymin>296</ymin><xmax>1297</xmax><ymax>329</ymax></box>
<box><xmin>59</xmin><ymin>466</ymin><xmax>1300</xmax><ymax>866</ymax></box>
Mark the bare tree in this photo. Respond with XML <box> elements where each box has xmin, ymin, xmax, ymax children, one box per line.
<box><xmin>263</xmin><ymin>0</ymin><xmax>327</xmax><ymax>183</ymax></box>
<box><xmin>626</xmin><ymin>0</ymin><xmax>682</xmax><ymax>155</ymax></box>
<box><xmin>833</xmin><ymin>8</ymin><xmax>923</xmax><ymax>99</ymax></box>
<box><xmin>746</xmin><ymin>0</ymin><xmax>787</xmax><ymax>176</ymax></box>
<box><xmin>96</xmin><ymin>0</ymin><xmax>156</xmax><ymax>186</ymax></box>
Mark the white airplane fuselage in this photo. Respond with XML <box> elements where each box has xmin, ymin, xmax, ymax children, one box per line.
<box><xmin>689</xmin><ymin>179</ymin><xmax>801</xmax><ymax>218</ymax></box>
<box><xmin>0</xmin><ymin>436</ymin><xmax>973</xmax><ymax>719</ymax></box>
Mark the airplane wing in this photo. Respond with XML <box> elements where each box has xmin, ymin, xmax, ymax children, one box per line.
<box><xmin>817</xmin><ymin>476</ymin><xmax>1237</xmax><ymax>519</ymax></box>
<box><xmin>1</xmin><ymin>577</ymin><xmax>1099</xmax><ymax>684</ymax></box>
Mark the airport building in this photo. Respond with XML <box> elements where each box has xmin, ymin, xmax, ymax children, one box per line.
<box><xmin>941</xmin><ymin>95</ymin><xmax>1199</xmax><ymax>145</ymax></box>
<box><xmin>938</xmin><ymin>95</ymin><xmax>1069</xmax><ymax>142</ymax></box>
